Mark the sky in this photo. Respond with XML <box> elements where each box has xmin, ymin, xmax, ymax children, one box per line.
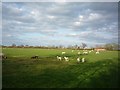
<box><xmin>2</xmin><ymin>2</ymin><xmax>118</xmax><ymax>47</ymax></box>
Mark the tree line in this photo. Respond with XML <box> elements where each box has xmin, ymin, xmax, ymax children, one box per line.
<box><xmin>1</xmin><ymin>43</ymin><xmax>120</xmax><ymax>50</ymax></box>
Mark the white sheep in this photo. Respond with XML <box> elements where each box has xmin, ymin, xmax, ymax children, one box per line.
<box><xmin>0</xmin><ymin>53</ymin><xmax>4</xmax><ymax>56</ymax></box>
<box><xmin>96</xmin><ymin>51</ymin><xmax>99</xmax><ymax>54</ymax></box>
<box><xmin>83</xmin><ymin>51</ymin><xmax>88</xmax><ymax>55</ymax></box>
<box><xmin>89</xmin><ymin>51</ymin><xmax>91</xmax><ymax>53</ymax></box>
<box><xmin>57</xmin><ymin>56</ymin><xmax>62</xmax><ymax>61</ymax></box>
<box><xmin>81</xmin><ymin>58</ymin><xmax>85</xmax><ymax>62</ymax></box>
<box><xmin>78</xmin><ymin>52</ymin><xmax>81</xmax><ymax>55</ymax></box>
<box><xmin>91</xmin><ymin>50</ymin><xmax>94</xmax><ymax>51</ymax></box>
<box><xmin>77</xmin><ymin>57</ymin><xmax>80</xmax><ymax>62</ymax></box>
<box><xmin>62</xmin><ymin>52</ymin><xmax>66</xmax><ymax>55</ymax></box>
<box><xmin>64</xmin><ymin>57</ymin><xmax>69</xmax><ymax>61</ymax></box>
<box><xmin>72</xmin><ymin>50</ymin><xmax>74</xmax><ymax>52</ymax></box>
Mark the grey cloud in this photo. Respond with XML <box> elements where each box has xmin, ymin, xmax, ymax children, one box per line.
<box><xmin>2</xmin><ymin>2</ymin><xmax>118</xmax><ymax>46</ymax></box>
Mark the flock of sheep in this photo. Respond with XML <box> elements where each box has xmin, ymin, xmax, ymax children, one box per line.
<box><xmin>56</xmin><ymin>49</ymin><xmax>100</xmax><ymax>63</ymax></box>
<box><xmin>1</xmin><ymin>49</ymin><xmax>101</xmax><ymax>63</ymax></box>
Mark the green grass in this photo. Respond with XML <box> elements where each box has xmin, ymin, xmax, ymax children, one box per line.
<box><xmin>2</xmin><ymin>48</ymin><xmax>119</xmax><ymax>88</ymax></box>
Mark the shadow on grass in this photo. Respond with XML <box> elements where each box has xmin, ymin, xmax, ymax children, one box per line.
<box><xmin>2</xmin><ymin>58</ymin><xmax>119</xmax><ymax>88</ymax></box>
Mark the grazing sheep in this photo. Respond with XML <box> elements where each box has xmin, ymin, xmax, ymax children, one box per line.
<box><xmin>0</xmin><ymin>53</ymin><xmax>7</xmax><ymax>60</ymax></box>
<box><xmin>77</xmin><ymin>57</ymin><xmax>80</xmax><ymax>63</ymax></box>
<box><xmin>0</xmin><ymin>55</ymin><xmax>7</xmax><ymax>60</ymax></box>
<box><xmin>81</xmin><ymin>58</ymin><xmax>85</xmax><ymax>62</ymax></box>
<box><xmin>72</xmin><ymin>50</ymin><xmax>74</xmax><ymax>52</ymax></box>
<box><xmin>3</xmin><ymin>55</ymin><xmax>7</xmax><ymax>59</ymax></box>
<box><xmin>31</xmin><ymin>55</ymin><xmax>39</xmax><ymax>59</ymax></box>
<box><xmin>89</xmin><ymin>51</ymin><xmax>91</xmax><ymax>53</ymax></box>
<box><xmin>57</xmin><ymin>56</ymin><xmax>62</xmax><ymax>61</ymax></box>
<box><xmin>96</xmin><ymin>51</ymin><xmax>100</xmax><ymax>54</ymax></box>
<box><xmin>83</xmin><ymin>51</ymin><xmax>88</xmax><ymax>55</ymax></box>
<box><xmin>31</xmin><ymin>56</ymin><xmax>35</xmax><ymax>59</ymax></box>
<box><xmin>0</xmin><ymin>53</ymin><xmax>4</xmax><ymax>56</ymax></box>
<box><xmin>62</xmin><ymin>52</ymin><xmax>66</xmax><ymax>55</ymax></box>
<box><xmin>64</xmin><ymin>57</ymin><xmax>69</xmax><ymax>61</ymax></box>
<box><xmin>78</xmin><ymin>52</ymin><xmax>81</xmax><ymax>55</ymax></box>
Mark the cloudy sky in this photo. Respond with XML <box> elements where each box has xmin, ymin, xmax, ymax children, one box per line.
<box><xmin>2</xmin><ymin>2</ymin><xmax>118</xmax><ymax>47</ymax></box>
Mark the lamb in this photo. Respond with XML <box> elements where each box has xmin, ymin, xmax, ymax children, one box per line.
<box><xmin>57</xmin><ymin>56</ymin><xmax>62</xmax><ymax>61</ymax></box>
<box><xmin>83</xmin><ymin>50</ymin><xmax>85</xmax><ymax>52</ymax></box>
<box><xmin>0</xmin><ymin>53</ymin><xmax>7</xmax><ymax>60</ymax></box>
<box><xmin>89</xmin><ymin>51</ymin><xmax>91</xmax><ymax>53</ymax></box>
<box><xmin>81</xmin><ymin>58</ymin><xmax>85</xmax><ymax>62</ymax></box>
<box><xmin>2</xmin><ymin>55</ymin><xmax>7</xmax><ymax>59</ymax></box>
<box><xmin>64</xmin><ymin>57</ymin><xmax>69</xmax><ymax>61</ymax></box>
<box><xmin>83</xmin><ymin>51</ymin><xmax>88</xmax><ymax>55</ymax></box>
<box><xmin>62</xmin><ymin>52</ymin><xmax>66</xmax><ymax>55</ymax></box>
<box><xmin>96</xmin><ymin>51</ymin><xmax>100</xmax><ymax>54</ymax></box>
<box><xmin>78</xmin><ymin>52</ymin><xmax>81</xmax><ymax>55</ymax></box>
<box><xmin>77</xmin><ymin>57</ymin><xmax>80</xmax><ymax>63</ymax></box>
<box><xmin>31</xmin><ymin>55</ymin><xmax>39</xmax><ymax>59</ymax></box>
<box><xmin>72</xmin><ymin>50</ymin><xmax>74</xmax><ymax>52</ymax></box>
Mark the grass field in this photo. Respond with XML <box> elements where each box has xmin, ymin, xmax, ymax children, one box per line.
<box><xmin>2</xmin><ymin>48</ymin><xmax>120</xmax><ymax>88</ymax></box>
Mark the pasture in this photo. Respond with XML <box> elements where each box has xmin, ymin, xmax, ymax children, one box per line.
<box><xmin>2</xmin><ymin>48</ymin><xmax>120</xmax><ymax>88</ymax></box>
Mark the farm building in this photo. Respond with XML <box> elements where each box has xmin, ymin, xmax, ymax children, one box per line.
<box><xmin>94</xmin><ymin>48</ymin><xmax>106</xmax><ymax>51</ymax></box>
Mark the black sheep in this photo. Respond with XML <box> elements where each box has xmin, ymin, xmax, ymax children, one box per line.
<box><xmin>31</xmin><ymin>55</ymin><xmax>39</xmax><ymax>59</ymax></box>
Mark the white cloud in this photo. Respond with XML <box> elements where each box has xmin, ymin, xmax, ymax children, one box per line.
<box><xmin>2</xmin><ymin>2</ymin><xmax>118</xmax><ymax>46</ymax></box>
<box><xmin>74</xmin><ymin>21</ymin><xmax>81</xmax><ymax>26</ymax></box>
<box><xmin>79</xmin><ymin>15</ymin><xmax>84</xmax><ymax>21</ymax></box>
<box><xmin>88</xmin><ymin>13</ymin><xmax>102</xmax><ymax>21</ymax></box>
<box><xmin>79</xmin><ymin>31</ymin><xmax>93</xmax><ymax>36</ymax></box>
<box><xmin>16</xmin><ymin>21</ymin><xmax>22</xmax><ymax>24</ymax></box>
<box><xmin>67</xmin><ymin>33</ymin><xmax>78</xmax><ymax>37</ymax></box>
<box><xmin>47</xmin><ymin>15</ymin><xmax>56</xmax><ymax>19</ymax></box>
<box><xmin>70</xmin><ymin>33</ymin><xmax>77</xmax><ymax>36</ymax></box>
<box><xmin>55</xmin><ymin>0</ymin><xmax>67</xmax><ymax>4</ymax></box>
<box><xmin>6</xmin><ymin>34</ymin><xmax>12</xmax><ymax>37</ymax></box>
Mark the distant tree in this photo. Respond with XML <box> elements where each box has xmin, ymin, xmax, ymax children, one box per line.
<box><xmin>104</xmin><ymin>43</ymin><xmax>118</xmax><ymax>50</ymax></box>
<box><xmin>95</xmin><ymin>44</ymin><xmax>104</xmax><ymax>48</ymax></box>
<box><xmin>105</xmin><ymin>44</ymin><xmax>113</xmax><ymax>50</ymax></box>
<box><xmin>68</xmin><ymin>45</ymin><xmax>73</xmax><ymax>49</ymax></box>
<box><xmin>12</xmin><ymin>43</ymin><xmax>16</xmax><ymax>47</ymax></box>
<box><xmin>73</xmin><ymin>44</ymin><xmax>78</xmax><ymax>49</ymax></box>
<box><xmin>59</xmin><ymin>45</ymin><xmax>63</xmax><ymax>49</ymax></box>
<box><xmin>119</xmin><ymin>44</ymin><xmax>120</xmax><ymax>50</ymax></box>
<box><xmin>112</xmin><ymin>43</ymin><xmax>118</xmax><ymax>50</ymax></box>
<box><xmin>25</xmin><ymin>45</ymin><xmax>29</xmax><ymax>47</ymax></box>
<box><xmin>20</xmin><ymin>44</ymin><xmax>24</xmax><ymax>48</ymax></box>
<box><xmin>81</xmin><ymin>43</ymin><xmax>87</xmax><ymax>49</ymax></box>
